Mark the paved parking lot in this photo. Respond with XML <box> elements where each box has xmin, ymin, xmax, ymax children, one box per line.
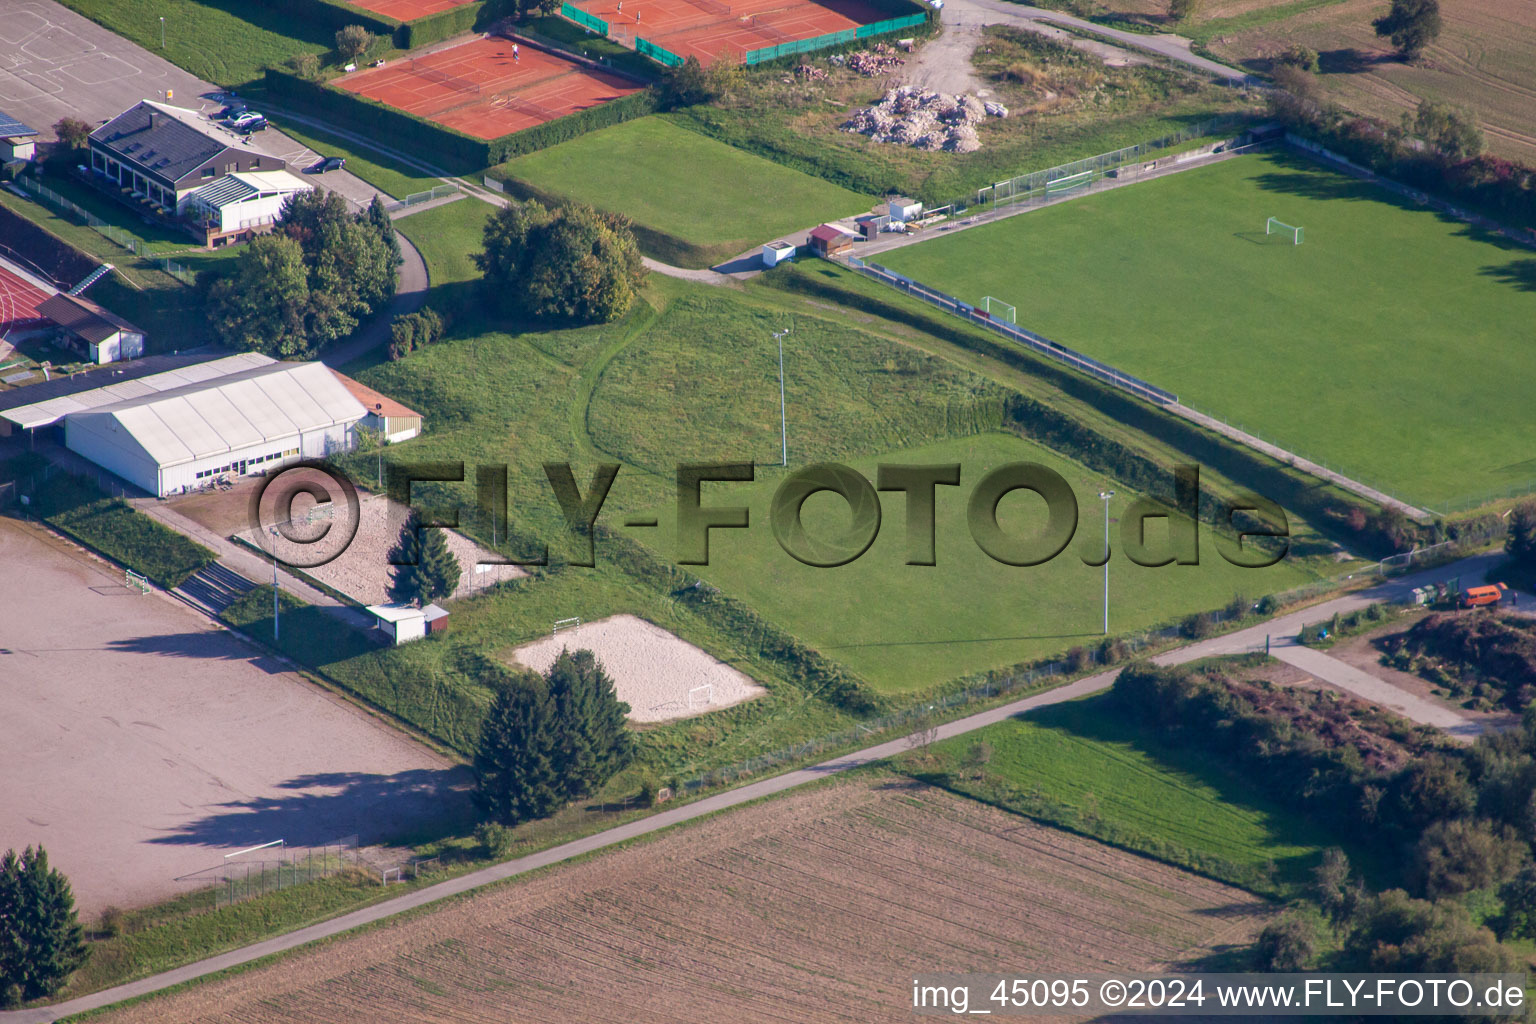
<box><xmin>0</xmin><ymin>0</ymin><xmax>390</xmax><ymax>207</ymax></box>
<box><xmin>0</xmin><ymin>515</ymin><xmax>472</xmax><ymax>918</ymax></box>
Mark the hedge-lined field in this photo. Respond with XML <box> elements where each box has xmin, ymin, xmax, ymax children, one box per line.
<box><xmin>878</xmin><ymin>150</ymin><xmax>1536</xmax><ymax>510</ymax></box>
<box><xmin>489</xmin><ymin>116</ymin><xmax>873</xmax><ymax>268</ymax></box>
<box><xmin>29</xmin><ymin>473</ymin><xmax>215</xmax><ymax>588</ymax></box>
<box><xmin>906</xmin><ymin>691</ymin><xmax>1346</xmax><ymax>895</ymax></box>
<box><xmin>623</xmin><ymin>431</ymin><xmax>1314</xmax><ymax>693</ymax></box>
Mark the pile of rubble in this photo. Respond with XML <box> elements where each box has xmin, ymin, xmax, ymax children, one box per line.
<box><xmin>843</xmin><ymin>43</ymin><xmax>905</xmax><ymax>77</ymax></box>
<box><xmin>841</xmin><ymin>86</ymin><xmax>1004</xmax><ymax>152</ymax></box>
<box><xmin>792</xmin><ymin>63</ymin><xmax>828</xmax><ymax>81</ymax></box>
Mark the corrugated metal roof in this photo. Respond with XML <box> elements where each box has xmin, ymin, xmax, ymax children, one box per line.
<box><xmin>190</xmin><ymin>176</ymin><xmax>256</xmax><ymax>207</ymax></box>
<box><xmin>190</xmin><ymin>171</ymin><xmax>311</xmax><ymax>209</ymax></box>
<box><xmin>1</xmin><ymin>353</ymin><xmax>273</xmax><ymax>429</ymax></box>
<box><xmin>70</xmin><ymin>361</ymin><xmax>366</xmax><ymax>468</ymax></box>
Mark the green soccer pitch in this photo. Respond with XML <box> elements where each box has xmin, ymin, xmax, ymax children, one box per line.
<box><xmin>876</xmin><ymin>150</ymin><xmax>1536</xmax><ymax>511</ymax></box>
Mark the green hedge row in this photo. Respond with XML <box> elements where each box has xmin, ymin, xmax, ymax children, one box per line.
<box><xmin>252</xmin><ymin>0</ymin><xmax>398</xmax><ymax>38</ymax></box>
<box><xmin>252</xmin><ymin>0</ymin><xmax>492</xmax><ymax>49</ymax></box>
<box><xmin>763</xmin><ymin>264</ymin><xmax>1425</xmax><ymax>558</ymax></box>
<box><xmin>397</xmin><ymin>1</ymin><xmax>486</xmax><ymax>49</ymax></box>
<box><xmin>594</xmin><ymin>523</ymin><xmax>885</xmax><ymax>715</ymax></box>
<box><xmin>485</xmin><ymin>87</ymin><xmax>658</xmax><ymax>162</ymax></box>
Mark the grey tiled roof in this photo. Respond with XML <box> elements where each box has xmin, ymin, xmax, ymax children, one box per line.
<box><xmin>89</xmin><ymin>102</ymin><xmax>234</xmax><ymax>185</ymax></box>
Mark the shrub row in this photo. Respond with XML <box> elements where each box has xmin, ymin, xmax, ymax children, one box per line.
<box><xmin>762</xmin><ymin>264</ymin><xmax>1427</xmax><ymax>557</ymax></box>
<box><xmin>252</xmin><ymin>0</ymin><xmax>398</xmax><ymax>38</ymax></box>
<box><xmin>593</xmin><ymin>523</ymin><xmax>885</xmax><ymax>715</ymax></box>
<box><xmin>485</xmin><ymin>88</ymin><xmax>658</xmax><ymax>162</ymax></box>
<box><xmin>1284</xmin><ymin>115</ymin><xmax>1536</xmax><ymax>231</ymax></box>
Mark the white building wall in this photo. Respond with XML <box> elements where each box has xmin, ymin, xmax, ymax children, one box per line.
<box><xmin>64</xmin><ymin>417</ymin><xmax>161</xmax><ymax>495</ymax></box>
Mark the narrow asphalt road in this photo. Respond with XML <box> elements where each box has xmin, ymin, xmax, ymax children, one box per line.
<box><xmin>2</xmin><ymin>552</ymin><xmax>1501</xmax><ymax>1023</ymax></box>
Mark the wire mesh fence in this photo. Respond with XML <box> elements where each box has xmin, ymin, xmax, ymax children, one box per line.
<box><xmin>22</xmin><ymin>176</ymin><xmax>198</xmax><ymax>285</ymax></box>
<box><xmin>174</xmin><ymin>835</ymin><xmax>361</xmax><ymax>912</ymax></box>
<box><xmin>393</xmin><ymin>183</ymin><xmax>460</xmax><ymax>209</ymax></box>
<box><xmin>847</xmin><ymin>256</ymin><xmax>1177</xmax><ymax>406</ymax></box>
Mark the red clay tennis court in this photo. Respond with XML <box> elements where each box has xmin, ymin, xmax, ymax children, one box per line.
<box><xmin>343</xmin><ymin>0</ymin><xmax>472</xmax><ymax>21</ymax></box>
<box><xmin>0</xmin><ymin>262</ymin><xmax>52</xmax><ymax>337</ymax></box>
<box><xmin>575</xmin><ymin>0</ymin><xmax>891</xmax><ymax>64</ymax></box>
<box><xmin>336</xmin><ymin>37</ymin><xmax>643</xmax><ymax>141</ymax></box>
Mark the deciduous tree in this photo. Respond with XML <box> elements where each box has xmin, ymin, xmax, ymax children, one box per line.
<box><xmin>1373</xmin><ymin>0</ymin><xmax>1441</xmax><ymax>60</ymax></box>
<box><xmin>51</xmin><ymin>117</ymin><xmax>92</xmax><ymax>153</ymax></box>
<box><xmin>204</xmin><ymin>233</ymin><xmax>310</xmax><ymax>357</ymax></box>
<box><xmin>335</xmin><ymin>25</ymin><xmax>374</xmax><ymax>62</ymax></box>
<box><xmin>475</xmin><ymin>199</ymin><xmax>645</xmax><ymax>324</ymax></box>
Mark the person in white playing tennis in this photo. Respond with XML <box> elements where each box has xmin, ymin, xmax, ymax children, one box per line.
<box><xmin>512</xmin><ymin>43</ymin><xmax>520</xmax><ymax>60</ymax></box>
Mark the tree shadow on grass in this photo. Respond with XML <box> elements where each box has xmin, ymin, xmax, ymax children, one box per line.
<box><xmin>1318</xmin><ymin>47</ymin><xmax>1391</xmax><ymax>75</ymax></box>
<box><xmin>147</xmin><ymin>767</ymin><xmax>475</xmax><ymax>851</ymax></box>
<box><xmin>1012</xmin><ymin>697</ymin><xmax>1371</xmax><ymax>889</ymax></box>
<box><xmin>1481</xmin><ymin>258</ymin><xmax>1536</xmax><ymax>293</ymax></box>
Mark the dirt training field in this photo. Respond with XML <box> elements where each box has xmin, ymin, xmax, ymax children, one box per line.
<box><xmin>0</xmin><ymin>516</ymin><xmax>472</xmax><ymax>919</ymax></box>
<box><xmin>95</xmin><ymin>777</ymin><xmax>1270</xmax><ymax>1024</ymax></box>
<box><xmin>510</xmin><ymin>614</ymin><xmax>766</xmax><ymax>721</ymax></box>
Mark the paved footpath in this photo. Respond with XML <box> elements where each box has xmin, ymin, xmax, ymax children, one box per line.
<box><xmin>2</xmin><ymin>552</ymin><xmax>1504</xmax><ymax>1023</ymax></box>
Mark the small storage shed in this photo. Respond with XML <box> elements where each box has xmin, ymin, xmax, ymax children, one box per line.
<box><xmin>424</xmin><ymin>603</ymin><xmax>449</xmax><ymax>636</ymax></box>
<box><xmin>807</xmin><ymin>224</ymin><xmax>854</xmax><ymax>257</ymax></box>
<box><xmin>367</xmin><ymin>603</ymin><xmax>427</xmax><ymax>645</ymax></box>
<box><xmin>761</xmin><ymin>240</ymin><xmax>795</xmax><ymax>267</ymax></box>
<box><xmin>887</xmin><ymin>196</ymin><xmax>923</xmax><ymax>222</ymax></box>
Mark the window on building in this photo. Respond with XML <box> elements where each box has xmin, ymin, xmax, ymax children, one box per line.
<box><xmin>201</xmin><ymin>167</ymin><xmax>215</xmax><ymax>179</ymax></box>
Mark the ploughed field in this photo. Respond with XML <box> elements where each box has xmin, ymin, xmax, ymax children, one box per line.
<box><xmin>93</xmin><ymin>777</ymin><xmax>1269</xmax><ymax>1023</ymax></box>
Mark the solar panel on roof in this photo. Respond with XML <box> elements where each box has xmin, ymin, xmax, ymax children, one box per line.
<box><xmin>0</xmin><ymin>111</ymin><xmax>37</xmax><ymax>138</ymax></box>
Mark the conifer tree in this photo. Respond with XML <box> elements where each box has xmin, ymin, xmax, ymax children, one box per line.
<box><xmin>546</xmin><ymin>649</ymin><xmax>635</xmax><ymax>799</ymax></box>
<box><xmin>473</xmin><ymin>681</ymin><xmax>563</xmax><ymax>826</ymax></box>
<box><xmin>0</xmin><ymin>846</ymin><xmax>88</xmax><ymax>1006</ymax></box>
<box><xmin>387</xmin><ymin>511</ymin><xmax>461</xmax><ymax>605</ymax></box>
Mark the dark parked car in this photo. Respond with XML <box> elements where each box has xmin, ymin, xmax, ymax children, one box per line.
<box><xmin>305</xmin><ymin>156</ymin><xmax>346</xmax><ymax>174</ymax></box>
<box><xmin>214</xmin><ymin>103</ymin><xmax>247</xmax><ymax>121</ymax></box>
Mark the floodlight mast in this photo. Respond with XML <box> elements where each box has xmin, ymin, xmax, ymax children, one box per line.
<box><xmin>773</xmin><ymin>327</ymin><xmax>791</xmax><ymax>467</ymax></box>
<box><xmin>1099</xmin><ymin>491</ymin><xmax>1114</xmax><ymax>635</ymax></box>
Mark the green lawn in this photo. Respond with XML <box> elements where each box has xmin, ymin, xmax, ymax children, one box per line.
<box><xmin>626</xmin><ymin>431</ymin><xmax>1313</xmax><ymax>693</ymax></box>
<box><xmin>269</xmin><ymin>118</ymin><xmax>443</xmax><ymax>200</ymax></box>
<box><xmin>907</xmin><ymin>692</ymin><xmax>1348</xmax><ymax>894</ymax></box>
<box><xmin>392</xmin><ymin>196</ymin><xmax>493</xmax><ymax>315</ymax></box>
<box><xmin>876</xmin><ymin>150</ymin><xmax>1536</xmax><ymax>511</ymax></box>
<box><xmin>57</xmin><ymin>0</ymin><xmax>332</xmax><ymax>89</ymax></box>
<box><xmin>489</xmin><ymin>117</ymin><xmax>873</xmax><ymax>268</ymax></box>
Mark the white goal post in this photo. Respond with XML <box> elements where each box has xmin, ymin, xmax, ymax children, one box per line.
<box><xmin>125</xmin><ymin>568</ymin><xmax>150</xmax><ymax>594</ymax></box>
<box><xmin>687</xmin><ymin>684</ymin><xmax>713</xmax><ymax>708</ymax></box>
<box><xmin>1266</xmin><ymin>217</ymin><xmax>1303</xmax><ymax>244</ymax></box>
<box><xmin>980</xmin><ymin>296</ymin><xmax>1016</xmax><ymax>323</ymax></box>
<box><xmin>552</xmin><ymin>617</ymin><xmax>582</xmax><ymax>635</ymax></box>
